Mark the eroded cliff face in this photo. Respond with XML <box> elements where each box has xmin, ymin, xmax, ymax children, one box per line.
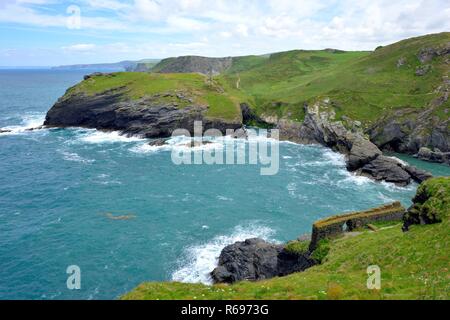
<box><xmin>368</xmin><ymin>46</ymin><xmax>450</xmax><ymax>163</ymax></box>
<box><xmin>257</xmin><ymin>101</ymin><xmax>432</xmax><ymax>186</ymax></box>
<box><xmin>368</xmin><ymin>103</ymin><xmax>449</xmax><ymax>158</ymax></box>
<box><xmin>44</xmin><ymin>90</ymin><xmax>243</xmax><ymax>138</ymax></box>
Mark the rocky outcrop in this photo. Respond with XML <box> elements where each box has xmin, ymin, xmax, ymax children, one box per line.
<box><xmin>368</xmin><ymin>44</ymin><xmax>449</xmax><ymax>161</ymax></box>
<box><xmin>291</xmin><ymin>102</ymin><xmax>431</xmax><ymax>185</ymax></box>
<box><xmin>415</xmin><ymin>147</ymin><xmax>450</xmax><ymax>165</ymax></box>
<box><xmin>368</xmin><ymin>106</ymin><xmax>450</xmax><ymax>160</ymax></box>
<box><xmin>44</xmin><ymin>90</ymin><xmax>242</xmax><ymax>138</ymax></box>
<box><xmin>210</xmin><ymin>238</ymin><xmax>315</xmax><ymax>284</ymax></box>
<box><xmin>153</xmin><ymin>56</ymin><xmax>233</xmax><ymax>75</ymax></box>
<box><xmin>403</xmin><ymin>177</ymin><xmax>450</xmax><ymax>231</ymax></box>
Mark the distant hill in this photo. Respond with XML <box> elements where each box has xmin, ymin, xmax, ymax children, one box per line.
<box><xmin>151</xmin><ymin>56</ymin><xmax>233</xmax><ymax>75</ymax></box>
<box><xmin>52</xmin><ymin>59</ymin><xmax>160</xmax><ymax>71</ymax></box>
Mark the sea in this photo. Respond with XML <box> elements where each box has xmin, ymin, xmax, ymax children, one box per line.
<box><xmin>0</xmin><ymin>69</ymin><xmax>449</xmax><ymax>299</ymax></box>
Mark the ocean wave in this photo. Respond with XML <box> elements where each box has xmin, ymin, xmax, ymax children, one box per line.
<box><xmin>130</xmin><ymin>136</ymin><xmax>224</xmax><ymax>155</ymax></box>
<box><xmin>0</xmin><ymin>113</ymin><xmax>45</xmax><ymax>135</ymax></box>
<box><xmin>171</xmin><ymin>224</ymin><xmax>277</xmax><ymax>284</ymax></box>
<box><xmin>338</xmin><ymin>170</ymin><xmax>373</xmax><ymax>186</ymax></box>
<box><xmin>386</xmin><ymin>156</ymin><xmax>409</xmax><ymax>166</ymax></box>
<box><xmin>74</xmin><ymin>129</ymin><xmax>145</xmax><ymax>144</ymax></box>
<box><xmin>60</xmin><ymin>151</ymin><xmax>95</xmax><ymax>164</ymax></box>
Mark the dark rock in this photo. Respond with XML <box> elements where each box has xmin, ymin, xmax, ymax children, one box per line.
<box><xmin>83</xmin><ymin>72</ymin><xmax>104</xmax><ymax>80</ymax></box>
<box><xmin>347</xmin><ymin>137</ymin><xmax>382</xmax><ymax>171</ymax></box>
<box><xmin>148</xmin><ymin>138</ymin><xmax>167</xmax><ymax>146</ymax></box>
<box><xmin>184</xmin><ymin>140</ymin><xmax>214</xmax><ymax>148</ymax></box>
<box><xmin>25</xmin><ymin>125</ymin><xmax>44</xmax><ymax>132</ymax></box>
<box><xmin>360</xmin><ymin>156</ymin><xmax>411</xmax><ymax>186</ymax></box>
<box><xmin>415</xmin><ymin>147</ymin><xmax>450</xmax><ymax>165</ymax></box>
<box><xmin>397</xmin><ymin>57</ymin><xmax>407</xmax><ymax>68</ymax></box>
<box><xmin>368</xmin><ymin>105</ymin><xmax>449</xmax><ymax>158</ymax></box>
<box><xmin>403</xmin><ymin>165</ymin><xmax>433</xmax><ymax>183</ymax></box>
<box><xmin>415</xmin><ymin>65</ymin><xmax>431</xmax><ymax>76</ymax></box>
<box><xmin>0</xmin><ymin>129</ymin><xmax>12</xmax><ymax>134</ymax></box>
<box><xmin>417</xmin><ymin>45</ymin><xmax>450</xmax><ymax>63</ymax></box>
<box><xmin>211</xmin><ymin>238</ymin><xmax>315</xmax><ymax>284</ymax></box>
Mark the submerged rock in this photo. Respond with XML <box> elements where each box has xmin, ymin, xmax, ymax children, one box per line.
<box><xmin>148</xmin><ymin>138</ymin><xmax>167</xmax><ymax>147</ymax></box>
<box><xmin>0</xmin><ymin>129</ymin><xmax>12</xmax><ymax>134</ymax></box>
<box><xmin>211</xmin><ymin>238</ymin><xmax>315</xmax><ymax>284</ymax></box>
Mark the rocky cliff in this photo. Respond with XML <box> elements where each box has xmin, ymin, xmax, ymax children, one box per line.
<box><xmin>44</xmin><ymin>73</ymin><xmax>242</xmax><ymax>138</ymax></box>
<box><xmin>259</xmin><ymin>101</ymin><xmax>432</xmax><ymax>186</ymax></box>
<box><xmin>152</xmin><ymin>56</ymin><xmax>233</xmax><ymax>75</ymax></box>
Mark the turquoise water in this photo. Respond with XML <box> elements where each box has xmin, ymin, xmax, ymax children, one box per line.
<box><xmin>0</xmin><ymin>70</ymin><xmax>449</xmax><ymax>300</ymax></box>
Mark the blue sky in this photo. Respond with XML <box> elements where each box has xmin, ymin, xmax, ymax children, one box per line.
<box><xmin>0</xmin><ymin>0</ymin><xmax>449</xmax><ymax>66</ymax></box>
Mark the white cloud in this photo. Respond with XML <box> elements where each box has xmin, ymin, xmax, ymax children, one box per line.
<box><xmin>1</xmin><ymin>0</ymin><xmax>449</xmax><ymax>66</ymax></box>
<box><xmin>62</xmin><ymin>43</ymin><xmax>97</xmax><ymax>52</ymax></box>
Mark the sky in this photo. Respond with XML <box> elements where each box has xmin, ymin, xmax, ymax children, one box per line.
<box><xmin>0</xmin><ymin>0</ymin><xmax>449</xmax><ymax>66</ymax></box>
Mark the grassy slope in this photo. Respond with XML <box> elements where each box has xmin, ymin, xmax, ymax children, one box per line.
<box><xmin>124</xmin><ymin>178</ymin><xmax>449</xmax><ymax>300</ymax></box>
<box><xmin>66</xmin><ymin>72</ymin><xmax>242</xmax><ymax>121</ymax></box>
<box><xmin>123</xmin><ymin>212</ymin><xmax>449</xmax><ymax>300</ymax></box>
<box><xmin>220</xmin><ymin>32</ymin><xmax>450</xmax><ymax>126</ymax></box>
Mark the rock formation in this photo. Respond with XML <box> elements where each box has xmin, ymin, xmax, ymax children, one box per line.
<box><xmin>210</xmin><ymin>238</ymin><xmax>315</xmax><ymax>284</ymax></box>
<box><xmin>268</xmin><ymin>102</ymin><xmax>433</xmax><ymax>185</ymax></box>
<box><xmin>44</xmin><ymin>89</ymin><xmax>242</xmax><ymax>138</ymax></box>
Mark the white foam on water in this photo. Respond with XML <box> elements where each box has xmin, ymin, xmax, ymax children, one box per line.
<box><xmin>129</xmin><ymin>143</ymin><xmax>171</xmax><ymax>154</ymax></box>
<box><xmin>171</xmin><ymin>224</ymin><xmax>277</xmax><ymax>285</ymax></box>
<box><xmin>387</xmin><ymin>156</ymin><xmax>409</xmax><ymax>167</ymax></box>
<box><xmin>322</xmin><ymin>149</ymin><xmax>346</xmax><ymax>166</ymax></box>
<box><xmin>216</xmin><ymin>195</ymin><xmax>233</xmax><ymax>201</ymax></box>
<box><xmin>380</xmin><ymin>181</ymin><xmax>416</xmax><ymax>192</ymax></box>
<box><xmin>76</xmin><ymin>129</ymin><xmax>145</xmax><ymax>144</ymax></box>
<box><xmin>60</xmin><ymin>151</ymin><xmax>95</xmax><ymax>164</ymax></box>
<box><xmin>339</xmin><ymin>170</ymin><xmax>373</xmax><ymax>186</ymax></box>
<box><xmin>131</xmin><ymin>135</ymin><xmax>224</xmax><ymax>154</ymax></box>
<box><xmin>0</xmin><ymin>113</ymin><xmax>45</xmax><ymax>135</ymax></box>
<box><xmin>377</xmin><ymin>192</ymin><xmax>395</xmax><ymax>203</ymax></box>
<box><xmin>301</xmin><ymin>148</ymin><xmax>346</xmax><ymax>168</ymax></box>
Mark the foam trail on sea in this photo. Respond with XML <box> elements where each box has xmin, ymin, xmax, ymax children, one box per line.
<box><xmin>75</xmin><ymin>129</ymin><xmax>145</xmax><ymax>144</ymax></box>
<box><xmin>60</xmin><ymin>151</ymin><xmax>95</xmax><ymax>164</ymax></box>
<box><xmin>0</xmin><ymin>113</ymin><xmax>45</xmax><ymax>135</ymax></box>
<box><xmin>171</xmin><ymin>224</ymin><xmax>277</xmax><ymax>285</ymax></box>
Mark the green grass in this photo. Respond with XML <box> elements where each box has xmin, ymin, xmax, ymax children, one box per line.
<box><xmin>285</xmin><ymin>240</ymin><xmax>310</xmax><ymax>256</ymax></box>
<box><xmin>219</xmin><ymin>32</ymin><xmax>450</xmax><ymax>125</ymax></box>
<box><xmin>123</xmin><ymin>178</ymin><xmax>450</xmax><ymax>300</ymax></box>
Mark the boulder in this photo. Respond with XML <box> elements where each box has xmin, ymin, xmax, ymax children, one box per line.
<box><xmin>347</xmin><ymin>137</ymin><xmax>382</xmax><ymax>171</ymax></box>
<box><xmin>148</xmin><ymin>138</ymin><xmax>167</xmax><ymax>147</ymax></box>
<box><xmin>360</xmin><ymin>156</ymin><xmax>412</xmax><ymax>186</ymax></box>
<box><xmin>415</xmin><ymin>147</ymin><xmax>450</xmax><ymax>165</ymax></box>
<box><xmin>210</xmin><ymin>238</ymin><xmax>315</xmax><ymax>284</ymax></box>
<box><xmin>415</xmin><ymin>65</ymin><xmax>431</xmax><ymax>76</ymax></box>
<box><xmin>0</xmin><ymin>129</ymin><xmax>12</xmax><ymax>134</ymax></box>
<box><xmin>403</xmin><ymin>165</ymin><xmax>433</xmax><ymax>183</ymax></box>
